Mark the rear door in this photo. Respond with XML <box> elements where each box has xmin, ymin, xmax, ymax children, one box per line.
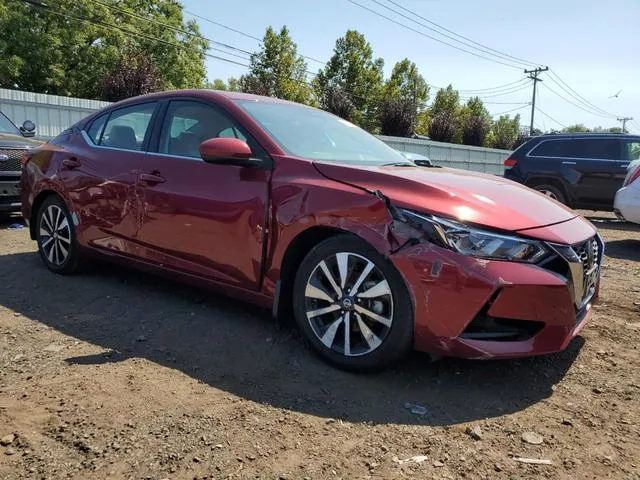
<box><xmin>62</xmin><ymin>102</ymin><xmax>159</xmax><ymax>250</ymax></box>
<box><xmin>528</xmin><ymin>137</ymin><xmax>623</xmax><ymax>208</ymax></box>
<box><xmin>571</xmin><ymin>137</ymin><xmax>625</xmax><ymax>208</ymax></box>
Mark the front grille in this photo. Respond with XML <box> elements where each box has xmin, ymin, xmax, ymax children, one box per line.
<box><xmin>0</xmin><ymin>148</ymin><xmax>26</xmax><ymax>173</ymax></box>
<box><xmin>547</xmin><ymin>235</ymin><xmax>603</xmax><ymax>312</ymax></box>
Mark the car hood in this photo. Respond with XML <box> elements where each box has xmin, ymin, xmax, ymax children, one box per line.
<box><xmin>314</xmin><ymin>162</ymin><xmax>579</xmax><ymax>232</ymax></box>
<box><xmin>0</xmin><ymin>132</ymin><xmax>43</xmax><ymax>148</ymax></box>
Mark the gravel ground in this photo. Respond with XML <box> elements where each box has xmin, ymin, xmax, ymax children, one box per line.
<box><xmin>0</xmin><ymin>212</ymin><xmax>639</xmax><ymax>480</ymax></box>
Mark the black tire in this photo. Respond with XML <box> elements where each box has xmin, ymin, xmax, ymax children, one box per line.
<box><xmin>532</xmin><ymin>184</ymin><xmax>567</xmax><ymax>204</ymax></box>
<box><xmin>292</xmin><ymin>235</ymin><xmax>413</xmax><ymax>372</ymax></box>
<box><xmin>36</xmin><ymin>195</ymin><xmax>84</xmax><ymax>274</ymax></box>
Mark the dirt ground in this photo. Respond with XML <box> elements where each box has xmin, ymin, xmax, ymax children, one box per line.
<box><xmin>0</xmin><ymin>212</ymin><xmax>638</xmax><ymax>480</ymax></box>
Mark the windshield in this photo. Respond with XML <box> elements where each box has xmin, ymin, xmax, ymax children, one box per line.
<box><xmin>235</xmin><ymin>100</ymin><xmax>412</xmax><ymax>165</ymax></box>
<box><xmin>0</xmin><ymin>111</ymin><xmax>20</xmax><ymax>135</ymax></box>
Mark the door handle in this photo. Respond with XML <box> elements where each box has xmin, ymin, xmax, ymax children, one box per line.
<box><xmin>62</xmin><ymin>157</ymin><xmax>81</xmax><ymax>169</ymax></box>
<box><xmin>562</xmin><ymin>161</ymin><xmax>577</xmax><ymax>165</ymax></box>
<box><xmin>140</xmin><ymin>172</ymin><xmax>166</xmax><ymax>184</ymax></box>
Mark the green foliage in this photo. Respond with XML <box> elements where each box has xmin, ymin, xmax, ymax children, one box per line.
<box><xmin>379</xmin><ymin>59</ymin><xmax>429</xmax><ymax>136</ymax></box>
<box><xmin>489</xmin><ymin>114</ymin><xmax>522</xmax><ymax>150</ymax></box>
<box><xmin>462</xmin><ymin>115</ymin><xmax>491</xmax><ymax>146</ymax></box>
<box><xmin>207</xmin><ymin>79</ymin><xmax>229</xmax><ymax>90</ymax></box>
<box><xmin>563</xmin><ymin>123</ymin><xmax>590</xmax><ymax>133</ymax></box>
<box><xmin>98</xmin><ymin>47</ymin><xmax>163</xmax><ymax>101</ymax></box>
<box><xmin>429</xmin><ymin>85</ymin><xmax>460</xmax><ymax>118</ymax></box>
<box><xmin>0</xmin><ymin>0</ymin><xmax>207</xmax><ymax>99</ymax></box>
<box><xmin>239</xmin><ymin>26</ymin><xmax>313</xmax><ymax>104</ymax></box>
<box><xmin>315</xmin><ymin>30</ymin><xmax>384</xmax><ymax>131</ymax></box>
<box><xmin>380</xmin><ymin>97</ymin><xmax>414</xmax><ymax>137</ymax></box>
<box><xmin>429</xmin><ymin>113</ymin><xmax>457</xmax><ymax>143</ymax></box>
<box><xmin>459</xmin><ymin>96</ymin><xmax>490</xmax><ymax>146</ymax></box>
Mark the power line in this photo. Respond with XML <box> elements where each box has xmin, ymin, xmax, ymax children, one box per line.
<box><xmin>384</xmin><ymin>0</ymin><xmax>541</xmax><ymax>68</ymax></box>
<box><xmin>547</xmin><ymin>70</ymin><xmax>619</xmax><ymax>118</ymax></box>
<box><xmin>535</xmin><ymin>106</ymin><xmax>567</xmax><ymax>128</ymax></box>
<box><xmin>452</xmin><ymin>78</ymin><xmax>530</xmax><ymax>93</ymax></box>
<box><xmin>462</xmin><ymin>81</ymin><xmax>532</xmax><ymax>99</ymax></box>
<box><xmin>370</xmin><ymin>0</ymin><xmax>535</xmax><ymax>68</ymax></box>
<box><xmin>22</xmin><ymin>0</ymin><xmax>252</xmax><ymax>69</ymax></box>
<box><xmin>491</xmin><ymin>105</ymin><xmax>530</xmax><ymax>117</ymax></box>
<box><xmin>344</xmin><ymin>0</ymin><xmax>525</xmax><ymax>70</ymax></box>
<box><xmin>184</xmin><ymin>9</ymin><xmax>326</xmax><ymax>66</ymax></box>
<box><xmin>540</xmin><ymin>82</ymin><xmax>617</xmax><ymax>120</ymax></box>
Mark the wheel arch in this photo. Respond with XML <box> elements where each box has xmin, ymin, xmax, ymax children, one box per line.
<box><xmin>274</xmin><ymin>225</ymin><xmax>351</xmax><ymax>321</ymax></box>
<box><xmin>525</xmin><ymin>176</ymin><xmax>572</xmax><ymax>204</ymax></box>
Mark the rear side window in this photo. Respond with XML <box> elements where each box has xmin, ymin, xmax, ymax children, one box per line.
<box><xmin>100</xmin><ymin>103</ymin><xmax>157</xmax><ymax>151</ymax></box>
<box><xmin>623</xmin><ymin>140</ymin><xmax>640</xmax><ymax>160</ymax></box>
<box><xmin>86</xmin><ymin>113</ymin><xmax>108</xmax><ymax>144</ymax></box>
<box><xmin>530</xmin><ymin>138</ymin><xmax>621</xmax><ymax>160</ymax></box>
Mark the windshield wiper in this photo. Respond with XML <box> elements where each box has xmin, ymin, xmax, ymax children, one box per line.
<box><xmin>381</xmin><ymin>162</ymin><xmax>415</xmax><ymax>167</ymax></box>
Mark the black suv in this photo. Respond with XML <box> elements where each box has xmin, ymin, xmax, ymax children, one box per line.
<box><xmin>504</xmin><ymin>133</ymin><xmax>640</xmax><ymax>211</ymax></box>
<box><xmin>0</xmin><ymin>111</ymin><xmax>40</xmax><ymax>215</ymax></box>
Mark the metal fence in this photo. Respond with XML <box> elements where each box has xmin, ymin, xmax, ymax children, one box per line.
<box><xmin>0</xmin><ymin>88</ymin><xmax>109</xmax><ymax>140</ymax></box>
<box><xmin>0</xmin><ymin>88</ymin><xmax>512</xmax><ymax>174</ymax></box>
<box><xmin>377</xmin><ymin>135</ymin><xmax>511</xmax><ymax>175</ymax></box>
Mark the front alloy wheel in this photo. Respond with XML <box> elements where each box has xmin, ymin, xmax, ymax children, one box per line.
<box><xmin>293</xmin><ymin>235</ymin><xmax>413</xmax><ymax>371</ymax></box>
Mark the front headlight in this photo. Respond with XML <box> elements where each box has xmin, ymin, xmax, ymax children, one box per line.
<box><xmin>397</xmin><ymin>209</ymin><xmax>549</xmax><ymax>263</ymax></box>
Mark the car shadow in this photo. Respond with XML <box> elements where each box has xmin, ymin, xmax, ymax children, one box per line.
<box><xmin>0</xmin><ymin>251</ymin><xmax>583</xmax><ymax>427</ymax></box>
<box><xmin>586</xmin><ymin>216</ymin><xmax>640</xmax><ymax>233</ymax></box>
<box><xmin>0</xmin><ymin>214</ymin><xmax>25</xmax><ymax>231</ymax></box>
<box><xmin>605</xmin><ymin>239</ymin><xmax>640</xmax><ymax>261</ymax></box>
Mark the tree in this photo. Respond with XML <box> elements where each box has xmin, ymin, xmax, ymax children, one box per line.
<box><xmin>380</xmin><ymin>97</ymin><xmax>414</xmax><ymax>137</ymax></box>
<box><xmin>322</xmin><ymin>85</ymin><xmax>356</xmax><ymax>122</ymax></box>
<box><xmin>0</xmin><ymin>0</ymin><xmax>207</xmax><ymax>99</ymax></box>
<box><xmin>207</xmin><ymin>79</ymin><xmax>229</xmax><ymax>90</ymax></box>
<box><xmin>239</xmin><ymin>26</ymin><xmax>313</xmax><ymax>104</ymax></box>
<box><xmin>490</xmin><ymin>114</ymin><xmax>522</xmax><ymax>149</ymax></box>
<box><xmin>315</xmin><ymin>30</ymin><xmax>384</xmax><ymax>131</ymax></box>
<box><xmin>563</xmin><ymin>124</ymin><xmax>590</xmax><ymax>133</ymax></box>
<box><xmin>98</xmin><ymin>48</ymin><xmax>163</xmax><ymax>101</ymax></box>
<box><xmin>460</xmin><ymin>97</ymin><xmax>491</xmax><ymax>146</ymax></box>
<box><xmin>380</xmin><ymin>59</ymin><xmax>429</xmax><ymax>136</ymax></box>
<box><xmin>462</xmin><ymin>115</ymin><xmax>491</xmax><ymax>146</ymax></box>
<box><xmin>429</xmin><ymin>113</ymin><xmax>457</xmax><ymax>143</ymax></box>
<box><xmin>430</xmin><ymin>85</ymin><xmax>461</xmax><ymax>118</ymax></box>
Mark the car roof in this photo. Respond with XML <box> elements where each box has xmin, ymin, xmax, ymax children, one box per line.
<box><xmin>537</xmin><ymin>132</ymin><xmax>640</xmax><ymax>139</ymax></box>
<box><xmin>105</xmin><ymin>89</ymin><xmax>303</xmax><ymax>109</ymax></box>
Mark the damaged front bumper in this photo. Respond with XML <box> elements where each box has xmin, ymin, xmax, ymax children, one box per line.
<box><xmin>390</xmin><ymin>233</ymin><xmax>601</xmax><ymax>360</ymax></box>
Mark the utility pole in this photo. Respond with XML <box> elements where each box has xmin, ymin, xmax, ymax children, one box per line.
<box><xmin>524</xmin><ymin>67</ymin><xmax>549</xmax><ymax>135</ymax></box>
<box><xmin>617</xmin><ymin>117</ymin><xmax>633</xmax><ymax>133</ymax></box>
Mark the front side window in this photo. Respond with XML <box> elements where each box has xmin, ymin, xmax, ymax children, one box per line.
<box><xmin>100</xmin><ymin>103</ymin><xmax>157</xmax><ymax>151</ymax></box>
<box><xmin>159</xmin><ymin>100</ymin><xmax>257</xmax><ymax>159</ymax></box>
<box><xmin>235</xmin><ymin>100</ymin><xmax>411</xmax><ymax>165</ymax></box>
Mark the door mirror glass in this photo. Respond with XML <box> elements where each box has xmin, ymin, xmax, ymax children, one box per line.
<box><xmin>199</xmin><ymin>137</ymin><xmax>253</xmax><ymax>164</ymax></box>
<box><xmin>20</xmin><ymin>120</ymin><xmax>36</xmax><ymax>137</ymax></box>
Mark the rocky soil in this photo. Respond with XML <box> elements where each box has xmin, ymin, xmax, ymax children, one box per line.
<box><xmin>0</xmin><ymin>212</ymin><xmax>639</xmax><ymax>480</ymax></box>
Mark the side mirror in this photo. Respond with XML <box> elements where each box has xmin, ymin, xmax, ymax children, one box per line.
<box><xmin>199</xmin><ymin>137</ymin><xmax>263</xmax><ymax>167</ymax></box>
<box><xmin>413</xmin><ymin>159</ymin><xmax>433</xmax><ymax>167</ymax></box>
<box><xmin>20</xmin><ymin>120</ymin><xmax>36</xmax><ymax>137</ymax></box>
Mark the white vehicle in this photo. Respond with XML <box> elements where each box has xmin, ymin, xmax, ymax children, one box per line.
<box><xmin>614</xmin><ymin>159</ymin><xmax>640</xmax><ymax>224</ymax></box>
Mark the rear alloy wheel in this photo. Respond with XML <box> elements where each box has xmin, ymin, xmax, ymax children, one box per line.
<box><xmin>36</xmin><ymin>196</ymin><xmax>83</xmax><ymax>274</ymax></box>
<box><xmin>533</xmin><ymin>184</ymin><xmax>566</xmax><ymax>204</ymax></box>
<box><xmin>293</xmin><ymin>235</ymin><xmax>413</xmax><ymax>372</ymax></box>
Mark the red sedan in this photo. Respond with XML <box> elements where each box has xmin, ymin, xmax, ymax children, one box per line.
<box><xmin>21</xmin><ymin>90</ymin><xmax>602</xmax><ymax>371</ymax></box>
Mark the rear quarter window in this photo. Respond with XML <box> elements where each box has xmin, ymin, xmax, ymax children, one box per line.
<box><xmin>86</xmin><ymin>113</ymin><xmax>108</xmax><ymax>144</ymax></box>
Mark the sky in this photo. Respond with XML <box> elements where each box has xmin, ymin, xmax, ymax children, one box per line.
<box><xmin>180</xmin><ymin>0</ymin><xmax>640</xmax><ymax>133</ymax></box>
